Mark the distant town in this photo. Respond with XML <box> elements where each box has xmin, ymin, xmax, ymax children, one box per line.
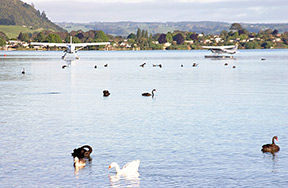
<box><xmin>1</xmin><ymin>23</ymin><xmax>288</xmax><ymax>51</ymax></box>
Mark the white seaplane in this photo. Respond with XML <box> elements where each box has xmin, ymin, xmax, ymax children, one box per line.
<box><xmin>30</xmin><ymin>36</ymin><xmax>110</xmax><ymax>59</ymax></box>
<box><xmin>202</xmin><ymin>44</ymin><xmax>238</xmax><ymax>58</ymax></box>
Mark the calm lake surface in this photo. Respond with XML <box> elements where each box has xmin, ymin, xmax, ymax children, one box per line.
<box><xmin>1</xmin><ymin>49</ymin><xmax>288</xmax><ymax>187</ymax></box>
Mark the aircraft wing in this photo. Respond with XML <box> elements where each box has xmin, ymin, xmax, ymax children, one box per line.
<box><xmin>202</xmin><ymin>45</ymin><xmax>236</xmax><ymax>50</ymax></box>
<box><xmin>73</xmin><ymin>42</ymin><xmax>110</xmax><ymax>47</ymax></box>
<box><xmin>30</xmin><ymin>42</ymin><xmax>67</xmax><ymax>47</ymax></box>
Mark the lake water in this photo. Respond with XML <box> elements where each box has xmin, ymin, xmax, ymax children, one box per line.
<box><xmin>1</xmin><ymin>49</ymin><xmax>288</xmax><ymax>187</ymax></box>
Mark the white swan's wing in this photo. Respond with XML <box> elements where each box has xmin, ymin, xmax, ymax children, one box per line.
<box><xmin>122</xmin><ymin>160</ymin><xmax>140</xmax><ymax>173</ymax></box>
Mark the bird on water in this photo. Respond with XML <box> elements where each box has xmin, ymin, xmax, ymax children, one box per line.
<box><xmin>261</xmin><ymin>136</ymin><xmax>280</xmax><ymax>153</ymax></box>
<box><xmin>142</xmin><ymin>89</ymin><xmax>156</xmax><ymax>97</ymax></box>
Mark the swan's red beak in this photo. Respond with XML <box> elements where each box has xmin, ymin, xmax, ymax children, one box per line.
<box><xmin>276</xmin><ymin>138</ymin><xmax>279</xmax><ymax>141</ymax></box>
<box><xmin>108</xmin><ymin>165</ymin><xmax>111</xmax><ymax>169</ymax></box>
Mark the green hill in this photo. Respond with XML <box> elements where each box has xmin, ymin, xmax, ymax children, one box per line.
<box><xmin>0</xmin><ymin>0</ymin><xmax>65</xmax><ymax>38</ymax></box>
<box><xmin>58</xmin><ymin>21</ymin><xmax>288</xmax><ymax>37</ymax></box>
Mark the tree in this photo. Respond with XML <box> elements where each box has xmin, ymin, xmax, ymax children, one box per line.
<box><xmin>76</xmin><ymin>33</ymin><xmax>84</xmax><ymax>40</ymax></box>
<box><xmin>72</xmin><ymin>36</ymin><xmax>81</xmax><ymax>43</ymax></box>
<box><xmin>46</xmin><ymin>33</ymin><xmax>62</xmax><ymax>43</ymax></box>
<box><xmin>158</xmin><ymin>34</ymin><xmax>167</xmax><ymax>44</ymax></box>
<box><xmin>18</xmin><ymin>32</ymin><xmax>30</xmax><ymax>42</ymax></box>
<box><xmin>238</xmin><ymin>29</ymin><xmax>248</xmax><ymax>35</ymax></box>
<box><xmin>166</xmin><ymin>32</ymin><xmax>173</xmax><ymax>43</ymax></box>
<box><xmin>94</xmin><ymin>31</ymin><xmax>108</xmax><ymax>42</ymax></box>
<box><xmin>230</xmin><ymin>23</ymin><xmax>242</xmax><ymax>31</ymax></box>
<box><xmin>0</xmin><ymin>31</ymin><xmax>8</xmax><ymax>41</ymax></box>
<box><xmin>261</xmin><ymin>41</ymin><xmax>273</xmax><ymax>49</ymax></box>
<box><xmin>0</xmin><ymin>37</ymin><xmax>6</xmax><ymax>46</ymax></box>
<box><xmin>127</xmin><ymin>33</ymin><xmax>137</xmax><ymax>40</ymax></box>
<box><xmin>173</xmin><ymin>33</ymin><xmax>185</xmax><ymax>45</ymax></box>
<box><xmin>272</xmin><ymin>29</ymin><xmax>279</xmax><ymax>36</ymax></box>
<box><xmin>239</xmin><ymin>34</ymin><xmax>248</xmax><ymax>40</ymax></box>
<box><xmin>144</xmin><ymin>30</ymin><xmax>148</xmax><ymax>39</ymax></box>
<box><xmin>35</xmin><ymin>32</ymin><xmax>46</xmax><ymax>42</ymax></box>
<box><xmin>189</xmin><ymin>33</ymin><xmax>198</xmax><ymax>40</ymax></box>
<box><xmin>136</xmin><ymin>28</ymin><xmax>142</xmax><ymax>39</ymax></box>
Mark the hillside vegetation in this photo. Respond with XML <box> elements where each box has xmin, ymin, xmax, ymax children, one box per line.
<box><xmin>58</xmin><ymin>21</ymin><xmax>288</xmax><ymax>36</ymax></box>
<box><xmin>0</xmin><ymin>0</ymin><xmax>65</xmax><ymax>34</ymax></box>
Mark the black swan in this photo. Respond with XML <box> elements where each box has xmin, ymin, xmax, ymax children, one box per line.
<box><xmin>192</xmin><ymin>63</ymin><xmax>198</xmax><ymax>67</ymax></box>
<box><xmin>140</xmin><ymin>62</ymin><xmax>146</xmax><ymax>67</ymax></box>
<box><xmin>142</xmin><ymin>89</ymin><xmax>156</xmax><ymax>97</ymax></box>
<box><xmin>103</xmin><ymin>90</ymin><xmax>110</xmax><ymax>97</ymax></box>
<box><xmin>71</xmin><ymin>145</ymin><xmax>93</xmax><ymax>162</ymax></box>
<box><xmin>262</xmin><ymin>136</ymin><xmax>280</xmax><ymax>153</ymax></box>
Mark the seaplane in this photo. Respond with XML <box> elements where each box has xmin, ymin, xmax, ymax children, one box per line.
<box><xmin>202</xmin><ymin>44</ymin><xmax>238</xmax><ymax>58</ymax></box>
<box><xmin>30</xmin><ymin>36</ymin><xmax>110</xmax><ymax>59</ymax></box>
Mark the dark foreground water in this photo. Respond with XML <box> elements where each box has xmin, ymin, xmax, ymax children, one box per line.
<box><xmin>1</xmin><ymin>49</ymin><xmax>288</xmax><ymax>187</ymax></box>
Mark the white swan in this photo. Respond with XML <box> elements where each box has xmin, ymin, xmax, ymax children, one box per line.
<box><xmin>109</xmin><ymin>160</ymin><xmax>140</xmax><ymax>176</ymax></box>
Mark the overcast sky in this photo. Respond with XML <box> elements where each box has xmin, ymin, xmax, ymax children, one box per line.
<box><xmin>23</xmin><ymin>0</ymin><xmax>288</xmax><ymax>23</ymax></box>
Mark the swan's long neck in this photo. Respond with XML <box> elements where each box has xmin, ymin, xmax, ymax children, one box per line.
<box><xmin>113</xmin><ymin>163</ymin><xmax>121</xmax><ymax>173</ymax></box>
<box><xmin>82</xmin><ymin>145</ymin><xmax>93</xmax><ymax>153</ymax></box>
<box><xmin>152</xmin><ymin>90</ymin><xmax>154</xmax><ymax>97</ymax></box>
<box><xmin>272</xmin><ymin>137</ymin><xmax>276</xmax><ymax>144</ymax></box>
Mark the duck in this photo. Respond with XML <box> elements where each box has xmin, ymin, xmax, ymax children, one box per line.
<box><xmin>103</xmin><ymin>90</ymin><xmax>110</xmax><ymax>97</ymax></box>
<box><xmin>74</xmin><ymin>157</ymin><xmax>86</xmax><ymax>168</ymax></box>
<box><xmin>94</xmin><ymin>65</ymin><xmax>97</xmax><ymax>69</ymax></box>
<box><xmin>62</xmin><ymin>65</ymin><xmax>67</xmax><ymax>69</ymax></box>
<box><xmin>21</xmin><ymin>68</ymin><xmax>25</xmax><ymax>74</ymax></box>
<box><xmin>262</xmin><ymin>136</ymin><xmax>280</xmax><ymax>153</ymax></box>
<box><xmin>109</xmin><ymin>160</ymin><xmax>140</xmax><ymax>176</ymax></box>
<box><xmin>142</xmin><ymin>89</ymin><xmax>156</xmax><ymax>97</ymax></box>
<box><xmin>104</xmin><ymin>64</ymin><xmax>108</xmax><ymax>67</ymax></box>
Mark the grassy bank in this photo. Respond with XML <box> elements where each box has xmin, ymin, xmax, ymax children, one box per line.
<box><xmin>0</xmin><ymin>25</ymin><xmax>43</xmax><ymax>39</ymax></box>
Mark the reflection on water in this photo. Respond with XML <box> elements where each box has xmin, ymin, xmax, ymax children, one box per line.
<box><xmin>109</xmin><ymin>174</ymin><xmax>140</xmax><ymax>188</ymax></box>
<box><xmin>62</xmin><ymin>57</ymin><xmax>78</xmax><ymax>69</ymax></box>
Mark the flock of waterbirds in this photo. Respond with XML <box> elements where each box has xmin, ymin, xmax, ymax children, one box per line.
<box><xmin>58</xmin><ymin>60</ymin><xmax>237</xmax><ymax>70</ymax></box>
<box><xmin>17</xmin><ymin>56</ymin><xmax>278</xmax><ymax>176</ymax></box>
<box><xmin>70</xmin><ymin>136</ymin><xmax>279</xmax><ymax>175</ymax></box>
<box><xmin>67</xmin><ymin>59</ymin><xmax>278</xmax><ymax>175</ymax></box>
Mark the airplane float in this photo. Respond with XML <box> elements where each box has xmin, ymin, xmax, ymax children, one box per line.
<box><xmin>30</xmin><ymin>36</ymin><xmax>110</xmax><ymax>59</ymax></box>
<box><xmin>202</xmin><ymin>44</ymin><xmax>238</xmax><ymax>58</ymax></box>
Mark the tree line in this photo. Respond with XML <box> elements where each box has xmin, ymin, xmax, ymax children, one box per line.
<box><xmin>1</xmin><ymin>23</ymin><xmax>288</xmax><ymax>50</ymax></box>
